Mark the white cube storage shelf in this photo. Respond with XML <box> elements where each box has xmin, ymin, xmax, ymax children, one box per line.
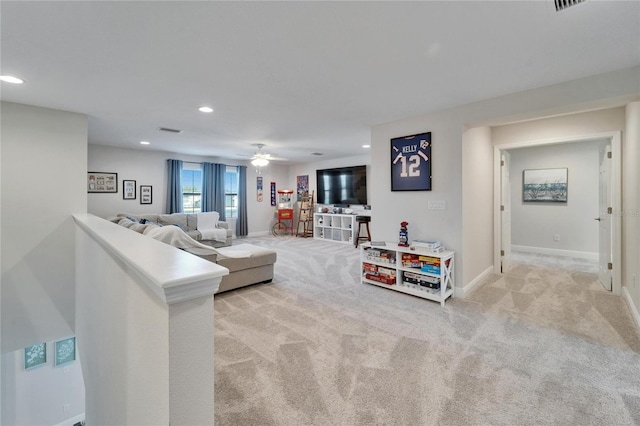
<box><xmin>360</xmin><ymin>242</ymin><xmax>455</xmax><ymax>306</ymax></box>
<box><xmin>314</xmin><ymin>213</ymin><xmax>356</xmax><ymax>244</ymax></box>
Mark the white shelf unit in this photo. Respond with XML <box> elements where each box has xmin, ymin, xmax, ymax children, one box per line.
<box><xmin>313</xmin><ymin>213</ymin><xmax>356</xmax><ymax>244</ymax></box>
<box><xmin>360</xmin><ymin>242</ymin><xmax>455</xmax><ymax>306</ymax></box>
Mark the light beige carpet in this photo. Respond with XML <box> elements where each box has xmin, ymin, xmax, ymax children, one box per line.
<box><xmin>214</xmin><ymin>237</ymin><xmax>640</xmax><ymax>425</ymax></box>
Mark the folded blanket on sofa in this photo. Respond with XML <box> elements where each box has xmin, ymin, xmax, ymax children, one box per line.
<box><xmin>197</xmin><ymin>212</ymin><xmax>228</xmax><ymax>242</ymax></box>
<box><xmin>144</xmin><ymin>225</ymin><xmax>250</xmax><ymax>258</ymax></box>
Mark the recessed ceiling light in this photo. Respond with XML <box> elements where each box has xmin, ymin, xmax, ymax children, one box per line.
<box><xmin>140</xmin><ymin>141</ymin><xmax>150</xmax><ymax>145</ymax></box>
<box><xmin>0</xmin><ymin>75</ymin><xmax>24</xmax><ymax>84</ymax></box>
<box><xmin>198</xmin><ymin>106</ymin><xmax>214</xmax><ymax>113</ymax></box>
<box><xmin>362</xmin><ymin>145</ymin><xmax>371</xmax><ymax>148</ymax></box>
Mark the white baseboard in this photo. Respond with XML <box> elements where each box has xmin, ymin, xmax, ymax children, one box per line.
<box><xmin>511</xmin><ymin>245</ymin><xmax>598</xmax><ymax>261</ymax></box>
<box><xmin>54</xmin><ymin>413</ymin><xmax>84</xmax><ymax>426</ymax></box>
<box><xmin>247</xmin><ymin>231</ymin><xmax>270</xmax><ymax>237</ymax></box>
<box><xmin>622</xmin><ymin>286</ymin><xmax>640</xmax><ymax>332</ymax></box>
<box><xmin>455</xmin><ymin>266</ymin><xmax>493</xmax><ymax>299</ymax></box>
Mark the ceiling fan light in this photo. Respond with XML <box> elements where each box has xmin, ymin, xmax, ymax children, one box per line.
<box><xmin>251</xmin><ymin>158</ymin><xmax>269</xmax><ymax>167</ymax></box>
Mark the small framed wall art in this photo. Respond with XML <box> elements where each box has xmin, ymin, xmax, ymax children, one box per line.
<box><xmin>390</xmin><ymin>132</ymin><xmax>432</xmax><ymax>191</ymax></box>
<box><xmin>88</xmin><ymin>172</ymin><xmax>118</xmax><ymax>193</ymax></box>
<box><xmin>24</xmin><ymin>342</ymin><xmax>47</xmax><ymax>370</ymax></box>
<box><xmin>55</xmin><ymin>336</ymin><xmax>76</xmax><ymax>367</ymax></box>
<box><xmin>523</xmin><ymin>168</ymin><xmax>568</xmax><ymax>202</ymax></box>
<box><xmin>257</xmin><ymin>177</ymin><xmax>263</xmax><ymax>202</ymax></box>
<box><xmin>123</xmin><ymin>180</ymin><xmax>136</xmax><ymax>200</ymax></box>
<box><xmin>140</xmin><ymin>185</ymin><xmax>152</xmax><ymax>204</ymax></box>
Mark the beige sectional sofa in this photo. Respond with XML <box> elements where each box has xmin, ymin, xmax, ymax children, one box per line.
<box><xmin>195</xmin><ymin>247</ymin><xmax>277</xmax><ymax>293</ymax></box>
<box><xmin>116</xmin><ymin>212</ymin><xmax>232</xmax><ymax>248</ymax></box>
<box><xmin>113</xmin><ymin>212</ymin><xmax>276</xmax><ymax>293</ymax></box>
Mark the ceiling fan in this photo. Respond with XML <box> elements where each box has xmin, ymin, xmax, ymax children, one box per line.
<box><xmin>244</xmin><ymin>144</ymin><xmax>287</xmax><ymax>167</ymax></box>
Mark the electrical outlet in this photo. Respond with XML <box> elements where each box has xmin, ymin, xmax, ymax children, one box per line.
<box><xmin>553</xmin><ymin>234</ymin><xmax>560</xmax><ymax>242</ymax></box>
<box><xmin>63</xmin><ymin>404</ymin><xmax>70</xmax><ymax>413</ymax></box>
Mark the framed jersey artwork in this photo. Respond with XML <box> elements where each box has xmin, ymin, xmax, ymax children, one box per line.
<box><xmin>390</xmin><ymin>131</ymin><xmax>432</xmax><ymax>191</ymax></box>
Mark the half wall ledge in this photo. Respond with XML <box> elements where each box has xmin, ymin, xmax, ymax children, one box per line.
<box><xmin>73</xmin><ymin>213</ymin><xmax>228</xmax><ymax>303</ymax></box>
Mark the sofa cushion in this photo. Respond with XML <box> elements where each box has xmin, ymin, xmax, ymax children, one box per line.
<box><xmin>157</xmin><ymin>214</ymin><xmax>187</xmax><ymax>230</ymax></box>
<box><xmin>118</xmin><ymin>218</ymin><xmax>137</xmax><ymax>228</ymax></box>
<box><xmin>129</xmin><ymin>222</ymin><xmax>150</xmax><ymax>233</ymax></box>
<box><xmin>186</xmin><ymin>214</ymin><xmax>198</xmax><ymax>231</ymax></box>
<box><xmin>117</xmin><ymin>213</ymin><xmax>161</xmax><ymax>223</ymax></box>
<box><xmin>186</xmin><ymin>230</ymin><xmax>201</xmax><ymax>241</ymax></box>
<box><xmin>215</xmin><ymin>244</ymin><xmax>277</xmax><ymax>273</ymax></box>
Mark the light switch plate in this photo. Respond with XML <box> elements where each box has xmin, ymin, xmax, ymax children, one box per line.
<box><xmin>428</xmin><ymin>200</ymin><xmax>446</xmax><ymax>210</ymax></box>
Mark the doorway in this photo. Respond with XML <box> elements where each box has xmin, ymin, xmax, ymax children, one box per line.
<box><xmin>494</xmin><ymin>131</ymin><xmax>622</xmax><ymax>295</ymax></box>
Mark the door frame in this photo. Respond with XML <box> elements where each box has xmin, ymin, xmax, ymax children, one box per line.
<box><xmin>493</xmin><ymin>131</ymin><xmax>622</xmax><ymax>296</ymax></box>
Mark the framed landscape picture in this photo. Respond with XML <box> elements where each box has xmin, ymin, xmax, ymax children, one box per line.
<box><xmin>391</xmin><ymin>132</ymin><xmax>432</xmax><ymax>191</ymax></box>
<box><xmin>88</xmin><ymin>172</ymin><xmax>118</xmax><ymax>193</ymax></box>
<box><xmin>523</xmin><ymin>168</ymin><xmax>568</xmax><ymax>202</ymax></box>
<box><xmin>24</xmin><ymin>343</ymin><xmax>47</xmax><ymax>370</ymax></box>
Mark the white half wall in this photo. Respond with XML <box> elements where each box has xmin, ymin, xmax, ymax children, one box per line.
<box><xmin>508</xmin><ymin>140</ymin><xmax>603</xmax><ymax>254</ymax></box>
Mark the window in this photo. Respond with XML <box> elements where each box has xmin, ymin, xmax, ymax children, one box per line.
<box><xmin>225</xmin><ymin>166</ymin><xmax>238</xmax><ymax>219</ymax></box>
<box><xmin>182</xmin><ymin>164</ymin><xmax>202</xmax><ymax>214</ymax></box>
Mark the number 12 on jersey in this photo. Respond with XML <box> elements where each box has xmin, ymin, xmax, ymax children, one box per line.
<box><xmin>391</xmin><ymin>132</ymin><xmax>432</xmax><ymax>191</ymax></box>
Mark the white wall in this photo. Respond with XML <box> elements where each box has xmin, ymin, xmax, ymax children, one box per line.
<box><xmin>1</xmin><ymin>344</ymin><xmax>85</xmax><ymax>426</ymax></box>
<box><xmin>88</xmin><ymin>144</ymin><xmax>290</xmax><ymax>236</ymax></box>
<box><xmin>372</xmin><ymin>112</ymin><xmax>464</xmax><ymax>263</ymax></box>
<box><xmin>1</xmin><ymin>102</ymin><xmax>88</xmax><ymax>352</ymax></box>
<box><xmin>246</xmin><ymin>163</ymin><xmax>290</xmax><ymax>237</ymax></box>
<box><xmin>462</xmin><ymin>126</ymin><xmax>494</xmax><ymax>290</ymax></box>
<box><xmin>491</xmin><ymin>107</ymin><xmax>626</xmax><ymax>146</ymax></box>
<box><xmin>374</xmin><ymin>67</ymin><xmax>638</xmax><ymax>288</ymax></box>
<box><xmin>623</xmin><ymin>101</ymin><xmax>640</xmax><ymax>322</ymax></box>
<box><xmin>508</xmin><ymin>140</ymin><xmax>604</xmax><ymax>255</ymax></box>
<box><xmin>1</xmin><ymin>102</ymin><xmax>87</xmax><ymax>424</ymax></box>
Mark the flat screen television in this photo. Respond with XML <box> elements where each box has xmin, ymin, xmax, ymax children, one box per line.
<box><xmin>316</xmin><ymin>165</ymin><xmax>367</xmax><ymax>205</ymax></box>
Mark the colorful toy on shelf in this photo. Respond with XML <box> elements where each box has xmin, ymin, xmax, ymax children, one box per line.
<box><xmin>398</xmin><ymin>221</ymin><xmax>409</xmax><ymax>246</ymax></box>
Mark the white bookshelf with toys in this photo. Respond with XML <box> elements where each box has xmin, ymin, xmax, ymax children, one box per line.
<box><xmin>360</xmin><ymin>241</ymin><xmax>455</xmax><ymax>306</ymax></box>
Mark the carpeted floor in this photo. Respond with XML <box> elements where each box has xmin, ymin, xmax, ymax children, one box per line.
<box><xmin>214</xmin><ymin>237</ymin><xmax>640</xmax><ymax>425</ymax></box>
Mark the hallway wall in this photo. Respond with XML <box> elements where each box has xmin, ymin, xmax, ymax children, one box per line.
<box><xmin>508</xmin><ymin>140</ymin><xmax>604</xmax><ymax>257</ymax></box>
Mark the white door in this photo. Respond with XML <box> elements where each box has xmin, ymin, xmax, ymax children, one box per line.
<box><xmin>598</xmin><ymin>145</ymin><xmax>612</xmax><ymax>291</ymax></box>
<box><xmin>501</xmin><ymin>151</ymin><xmax>512</xmax><ymax>273</ymax></box>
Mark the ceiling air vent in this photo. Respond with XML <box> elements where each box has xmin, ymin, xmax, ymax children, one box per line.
<box><xmin>310</xmin><ymin>152</ymin><xmax>324</xmax><ymax>156</ymax></box>
<box><xmin>158</xmin><ymin>127</ymin><xmax>183</xmax><ymax>134</ymax></box>
<box><xmin>554</xmin><ymin>0</ymin><xmax>586</xmax><ymax>12</ymax></box>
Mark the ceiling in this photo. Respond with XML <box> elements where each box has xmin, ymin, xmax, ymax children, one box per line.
<box><xmin>1</xmin><ymin>1</ymin><xmax>638</xmax><ymax>163</ymax></box>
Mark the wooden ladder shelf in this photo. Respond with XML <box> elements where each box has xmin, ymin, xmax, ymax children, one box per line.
<box><xmin>296</xmin><ymin>190</ymin><xmax>314</xmax><ymax>238</ymax></box>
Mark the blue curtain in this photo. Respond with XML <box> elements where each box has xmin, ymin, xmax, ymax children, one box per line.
<box><xmin>166</xmin><ymin>159</ymin><xmax>183</xmax><ymax>213</ymax></box>
<box><xmin>236</xmin><ymin>165</ymin><xmax>248</xmax><ymax>237</ymax></box>
<box><xmin>202</xmin><ymin>162</ymin><xmax>226</xmax><ymax>220</ymax></box>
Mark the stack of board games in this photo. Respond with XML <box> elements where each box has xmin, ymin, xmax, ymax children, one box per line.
<box><xmin>411</xmin><ymin>240</ymin><xmax>444</xmax><ymax>253</ymax></box>
<box><xmin>364</xmin><ymin>248</ymin><xmax>396</xmax><ymax>264</ymax></box>
<box><xmin>401</xmin><ymin>254</ymin><xmax>450</xmax><ymax>275</ymax></box>
<box><xmin>362</xmin><ymin>262</ymin><xmax>396</xmax><ymax>285</ymax></box>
